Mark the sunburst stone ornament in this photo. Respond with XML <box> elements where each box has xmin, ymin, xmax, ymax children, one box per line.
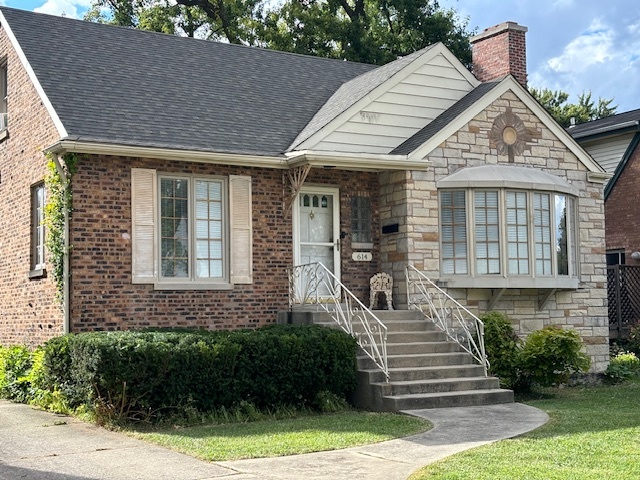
<box><xmin>489</xmin><ymin>107</ymin><xmax>532</xmax><ymax>162</ymax></box>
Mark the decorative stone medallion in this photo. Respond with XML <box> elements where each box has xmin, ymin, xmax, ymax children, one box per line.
<box><xmin>489</xmin><ymin>107</ymin><xmax>532</xmax><ymax>162</ymax></box>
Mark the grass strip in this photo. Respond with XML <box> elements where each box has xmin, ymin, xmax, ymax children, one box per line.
<box><xmin>129</xmin><ymin>411</ymin><xmax>431</xmax><ymax>461</ymax></box>
<box><xmin>409</xmin><ymin>379</ymin><xmax>640</xmax><ymax>480</ymax></box>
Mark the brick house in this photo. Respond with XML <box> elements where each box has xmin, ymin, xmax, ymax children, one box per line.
<box><xmin>570</xmin><ymin>110</ymin><xmax>640</xmax><ymax>337</ymax></box>
<box><xmin>0</xmin><ymin>8</ymin><xmax>609</xmax><ymax>372</ymax></box>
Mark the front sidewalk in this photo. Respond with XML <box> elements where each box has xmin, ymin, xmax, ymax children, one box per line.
<box><xmin>0</xmin><ymin>400</ymin><xmax>547</xmax><ymax>480</ymax></box>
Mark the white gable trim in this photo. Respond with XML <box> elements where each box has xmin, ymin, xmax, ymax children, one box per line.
<box><xmin>292</xmin><ymin>43</ymin><xmax>479</xmax><ymax>152</ymax></box>
<box><xmin>0</xmin><ymin>11</ymin><xmax>67</xmax><ymax>138</ymax></box>
<box><xmin>407</xmin><ymin>76</ymin><xmax>605</xmax><ymax>174</ymax></box>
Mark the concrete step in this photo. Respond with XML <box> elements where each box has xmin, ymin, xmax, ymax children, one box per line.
<box><xmin>384</xmin><ymin>389</ymin><xmax>515</xmax><ymax>410</ymax></box>
<box><xmin>386</xmin><ymin>331</ymin><xmax>448</xmax><ymax>343</ymax></box>
<box><xmin>358</xmin><ymin>352</ymin><xmax>474</xmax><ymax>370</ymax></box>
<box><xmin>386</xmin><ymin>341</ymin><xmax>463</xmax><ymax>355</ymax></box>
<box><xmin>373</xmin><ymin>377</ymin><xmax>501</xmax><ymax>396</ymax></box>
<box><xmin>363</xmin><ymin>364</ymin><xmax>487</xmax><ymax>383</ymax></box>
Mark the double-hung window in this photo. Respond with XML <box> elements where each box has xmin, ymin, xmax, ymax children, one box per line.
<box><xmin>437</xmin><ymin>165</ymin><xmax>580</xmax><ymax>289</ymax></box>
<box><xmin>131</xmin><ymin>168</ymin><xmax>252</xmax><ymax>289</ymax></box>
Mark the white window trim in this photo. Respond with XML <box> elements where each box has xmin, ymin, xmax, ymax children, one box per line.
<box><xmin>157</xmin><ymin>174</ymin><xmax>229</xmax><ymax>286</ymax></box>
<box><xmin>29</xmin><ymin>182</ymin><xmax>46</xmax><ymax>277</ymax></box>
<box><xmin>131</xmin><ymin>168</ymin><xmax>252</xmax><ymax>290</ymax></box>
<box><xmin>438</xmin><ymin>187</ymin><xmax>580</xmax><ymax>290</ymax></box>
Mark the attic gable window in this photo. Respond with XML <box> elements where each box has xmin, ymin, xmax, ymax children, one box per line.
<box><xmin>131</xmin><ymin>168</ymin><xmax>253</xmax><ymax>289</ymax></box>
<box><xmin>437</xmin><ymin>166</ymin><xmax>580</xmax><ymax>289</ymax></box>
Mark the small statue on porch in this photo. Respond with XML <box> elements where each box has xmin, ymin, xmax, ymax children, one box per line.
<box><xmin>369</xmin><ymin>273</ymin><xmax>393</xmax><ymax>310</ymax></box>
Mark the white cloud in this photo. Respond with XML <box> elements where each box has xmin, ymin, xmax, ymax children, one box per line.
<box><xmin>33</xmin><ymin>0</ymin><xmax>92</xmax><ymax>19</ymax></box>
<box><xmin>546</xmin><ymin>19</ymin><xmax>613</xmax><ymax>74</ymax></box>
<box><xmin>551</xmin><ymin>0</ymin><xmax>574</xmax><ymax>9</ymax></box>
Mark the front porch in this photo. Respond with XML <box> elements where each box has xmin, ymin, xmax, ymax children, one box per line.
<box><xmin>281</xmin><ymin>262</ymin><xmax>513</xmax><ymax>411</ymax></box>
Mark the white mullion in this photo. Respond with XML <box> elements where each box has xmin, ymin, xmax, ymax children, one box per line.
<box><xmin>467</xmin><ymin>189</ymin><xmax>474</xmax><ymax>277</ymax></box>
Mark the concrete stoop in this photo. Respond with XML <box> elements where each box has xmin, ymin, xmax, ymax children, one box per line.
<box><xmin>295</xmin><ymin>308</ymin><xmax>514</xmax><ymax>412</ymax></box>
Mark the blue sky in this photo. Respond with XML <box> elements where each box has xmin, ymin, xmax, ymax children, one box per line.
<box><xmin>4</xmin><ymin>0</ymin><xmax>640</xmax><ymax>113</ymax></box>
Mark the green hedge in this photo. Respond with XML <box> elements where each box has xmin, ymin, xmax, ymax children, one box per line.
<box><xmin>41</xmin><ymin>324</ymin><xmax>357</xmax><ymax>420</ymax></box>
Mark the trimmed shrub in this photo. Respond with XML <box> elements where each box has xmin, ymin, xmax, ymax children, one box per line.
<box><xmin>519</xmin><ymin>326</ymin><xmax>591</xmax><ymax>387</ymax></box>
<box><xmin>481</xmin><ymin>311</ymin><xmax>521</xmax><ymax>388</ymax></box>
<box><xmin>627</xmin><ymin>324</ymin><xmax>640</xmax><ymax>355</ymax></box>
<box><xmin>604</xmin><ymin>352</ymin><xmax>640</xmax><ymax>384</ymax></box>
<box><xmin>0</xmin><ymin>345</ymin><xmax>35</xmax><ymax>402</ymax></box>
<box><xmin>40</xmin><ymin>324</ymin><xmax>357</xmax><ymax>423</ymax></box>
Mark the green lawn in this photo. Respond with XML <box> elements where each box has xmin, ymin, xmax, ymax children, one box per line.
<box><xmin>409</xmin><ymin>379</ymin><xmax>640</xmax><ymax>480</ymax></box>
<box><xmin>128</xmin><ymin>411</ymin><xmax>431</xmax><ymax>461</ymax></box>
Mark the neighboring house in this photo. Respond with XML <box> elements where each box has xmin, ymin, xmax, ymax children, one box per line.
<box><xmin>570</xmin><ymin>110</ymin><xmax>640</xmax><ymax>338</ymax></box>
<box><xmin>0</xmin><ymin>8</ymin><xmax>609</xmax><ymax>371</ymax></box>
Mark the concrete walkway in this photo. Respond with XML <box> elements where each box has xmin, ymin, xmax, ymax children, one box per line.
<box><xmin>0</xmin><ymin>400</ymin><xmax>548</xmax><ymax>480</ymax></box>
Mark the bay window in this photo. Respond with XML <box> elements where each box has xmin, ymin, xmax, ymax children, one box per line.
<box><xmin>437</xmin><ymin>165</ymin><xmax>580</xmax><ymax>289</ymax></box>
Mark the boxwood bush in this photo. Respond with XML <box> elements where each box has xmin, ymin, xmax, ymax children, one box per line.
<box><xmin>40</xmin><ymin>324</ymin><xmax>357</xmax><ymax>422</ymax></box>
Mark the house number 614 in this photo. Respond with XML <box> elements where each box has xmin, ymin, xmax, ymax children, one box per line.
<box><xmin>352</xmin><ymin>252</ymin><xmax>372</xmax><ymax>261</ymax></box>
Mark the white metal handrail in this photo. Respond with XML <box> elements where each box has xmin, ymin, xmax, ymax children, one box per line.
<box><xmin>288</xmin><ymin>262</ymin><xmax>389</xmax><ymax>380</ymax></box>
<box><xmin>405</xmin><ymin>265</ymin><xmax>489</xmax><ymax>376</ymax></box>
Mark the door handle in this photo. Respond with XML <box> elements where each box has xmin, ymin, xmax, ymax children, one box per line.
<box><xmin>335</xmin><ymin>238</ymin><xmax>340</xmax><ymax>252</ymax></box>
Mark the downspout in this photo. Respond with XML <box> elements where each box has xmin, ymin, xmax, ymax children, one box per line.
<box><xmin>51</xmin><ymin>153</ymin><xmax>70</xmax><ymax>334</ymax></box>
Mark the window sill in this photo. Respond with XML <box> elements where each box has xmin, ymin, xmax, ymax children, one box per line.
<box><xmin>438</xmin><ymin>275</ymin><xmax>579</xmax><ymax>290</ymax></box>
<box><xmin>154</xmin><ymin>282</ymin><xmax>234</xmax><ymax>291</ymax></box>
<box><xmin>28</xmin><ymin>268</ymin><xmax>47</xmax><ymax>279</ymax></box>
<box><xmin>0</xmin><ymin>128</ymin><xmax>8</xmax><ymax>144</ymax></box>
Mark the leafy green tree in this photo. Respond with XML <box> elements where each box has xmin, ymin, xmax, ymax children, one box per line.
<box><xmin>86</xmin><ymin>0</ymin><xmax>473</xmax><ymax>66</ymax></box>
<box><xmin>85</xmin><ymin>0</ymin><xmax>263</xmax><ymax>42</ymax></box>
<box><xmin>530</xmin><ymin>87</ymin><xmax>617</xmax><ymax>127</ymax></box>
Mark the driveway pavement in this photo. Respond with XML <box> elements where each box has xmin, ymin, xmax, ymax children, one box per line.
<box><xmin>0</xmin><ymin>400</ymin><xmax>548</xmax><ymax>479</ymax></box>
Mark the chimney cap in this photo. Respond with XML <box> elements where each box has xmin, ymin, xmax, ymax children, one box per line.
<box><xmin>470</xmin><ymin>21</ymin><xmax>528</xmax><ymax>44</ymax></box>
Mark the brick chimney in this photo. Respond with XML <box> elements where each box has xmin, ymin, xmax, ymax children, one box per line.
<box><xmin>470</xmin><ymin>21</ymin><xmax>528</xmax><ymax>87</ymax></box>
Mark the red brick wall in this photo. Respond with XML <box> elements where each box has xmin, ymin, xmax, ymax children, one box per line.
<box><xmin>471</xmin><ymin>22</ymin><xmax>528</xmax><ymax>87</ymax></box>
<box><xmin>69</xmin><ymin>156</ymin><xmax>380</xmax><ymax>332</ymax></box>
<box><xmin>605</xmin><ymin>142</ymin><xmax>640</xmax><ymax>263</ymax></box>
<box><xmin>0</xmin><ymin>30</ymin><xmax>62</xmax><ymax>347</ymax></box>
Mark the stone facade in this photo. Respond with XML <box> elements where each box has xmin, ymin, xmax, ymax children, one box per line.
<box><xmin>0</xmin><ymin>28</ymin><xmax>62</xmax><ymax>347</ymax></box>
<box><xmin>380</xmin><ymin>91</ymin><xmax>609</xmax><ymax>372</ymax></box>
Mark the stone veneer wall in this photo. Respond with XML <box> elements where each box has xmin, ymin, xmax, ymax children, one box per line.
<box><xmin>69</xmin><ymin>158</ymin><xmax>380</xmax><ymax>332</ymax></box>
<box><xmin>380</xmin><ymin>91</ymin><xmax>609</xmax><ymax>371</ymax></box>
<box><xmin>0</xmin><ymin>29</ymin><xmax>62</xmax><ymax>347</ymax></box>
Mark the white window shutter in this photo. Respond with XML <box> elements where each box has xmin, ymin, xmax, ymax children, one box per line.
<box><xmin>229</xmin><ymin>175</ymin><xmax>253</xmax><ymax>284</ymax></box>
<box><xmin>131</xmin><ymin>168</ymin><xmax>157</xmax><ymax>284</ymax></box>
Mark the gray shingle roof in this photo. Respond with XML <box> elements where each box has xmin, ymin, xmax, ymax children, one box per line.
<box><xmin>1</xmin><ymin>7</ymin><xmax>375</xmax><ymax>156</ymax></box>
<box><xmin>568</xmin><ymin>108</ymin><xmax>640</xmax><ymax>139</ymax></box>
<box><xmin>390</xmin><ymin>81</ymin><xmax>500</xmax><ymax>155</ymax></box>
<box><xmin>289</xmin><ymin>46</ymin><xmax>435</xmax><ymax>149</ymax></box>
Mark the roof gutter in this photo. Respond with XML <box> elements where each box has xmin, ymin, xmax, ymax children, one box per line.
<box><xmin>45</xmin><ymin>139</ymin><xmax>289</xmax><ymax>169</ymax></box>
<box><xmin>570</xmin><ymin>120</ymin><xmax>640</xmax><ymax>140</ymax></box>
<box><xmin>286</xmin><ymin>150</ymin><xmax>431</xmax><ymax>171</ymax></box>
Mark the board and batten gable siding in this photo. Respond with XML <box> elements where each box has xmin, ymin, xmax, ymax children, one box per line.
<box><xmin>581</xmin><ymin>132</ymin><xmax>635</xmax><ymax>174</ymax></box>
<box><xmin>310</xmin><ymin>53</ymin><xmax>475</xmax><ymax>154</ymax></box>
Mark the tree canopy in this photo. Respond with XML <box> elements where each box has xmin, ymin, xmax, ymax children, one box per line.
<box><xmin>85</xmin><ymin>0</ymin><xmax>474</xmax><ymax>66</ymax></box>
<box><xmin>529</xmin><ymin>88</ymin><xmax>617</xmax><ymax>127</ymax></box>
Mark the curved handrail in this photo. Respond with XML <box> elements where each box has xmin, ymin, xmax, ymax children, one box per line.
<box><xmin>288</xmin><ymin>262</ymin><xmax>389</xmax><ymax>380</ymax></box>
<box><xmin>405</xmin><ymin>265</ymin><xmax>489</xmax><ymax>376</ymax></box>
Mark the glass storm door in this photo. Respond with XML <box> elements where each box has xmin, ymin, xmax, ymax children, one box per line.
<box><xmin>294</xmin><ymin>187</ymin><xmax>341</xmax><ymax>298</ymax></box>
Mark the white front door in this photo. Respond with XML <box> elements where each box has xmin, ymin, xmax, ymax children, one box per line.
<box><xmin>293</xmin><ymin>186</ymin><xmax>341</xmax><ymax>296</ymax></box>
